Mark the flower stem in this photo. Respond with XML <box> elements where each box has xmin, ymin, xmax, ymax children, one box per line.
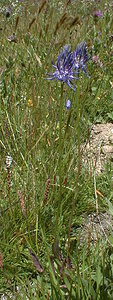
<box><xmin>77</xmin><ymin>91</ymin><xmax>81</xmax><ymax>175</ymax></box>
<box><xmin>59</xmin><ymin>83</ymin><xmax>64</xmax><ymax>202</ymax></box>
<box><xmin>67</xmin><ymin>89</ymin><xmax>81</xmax><ymax>259</ymax></box>
<box><xmin>54</xmin><ymin>83</ymin><xmax>64</xmax><ymax>249</ymax></box>
<box><xmin>7</xmin><ymin>169</ymin><xmax>17</xmax><ymax>230</ymax></box>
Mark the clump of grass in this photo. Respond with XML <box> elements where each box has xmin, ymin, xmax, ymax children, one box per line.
<box><xmin>0</xmin><ymin>0</ymin><xmax>113</xmax><ymax>299</ymax></box>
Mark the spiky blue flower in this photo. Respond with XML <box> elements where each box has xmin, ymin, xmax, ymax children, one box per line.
<box><xmin>46</xmin><ymin>45</ymin><xmax>78</xmax><ymax>91</ymax></box>
<box><xmin>73</xmin><ymin>42</ymin><xmax>90</xmax><ymax>76</ymax></box>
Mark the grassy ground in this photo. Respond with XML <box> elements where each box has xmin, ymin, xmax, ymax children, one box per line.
<box><xmin>0</xmin><ymin>0</ymin><xmax>113</xmax><ymax>299</ymax></box>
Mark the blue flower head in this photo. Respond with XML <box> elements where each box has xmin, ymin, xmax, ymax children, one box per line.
<box><xmin>59</xmin><ymin>44</ymin><xmax>72</xmax><ymax>60</ymax></box>
<box><xmin>73</xmin><ymin>42</ymin><xmax>90</xmax><ymax>76</ymax></box>
<box><xmin>46</xmin><ymin>45</ymin><xmax>78</xmax><ymax>91</ymax></box>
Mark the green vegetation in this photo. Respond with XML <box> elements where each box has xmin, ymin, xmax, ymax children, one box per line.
<box><xmin>0</xmin><ymin>0</ymin><xmax>113</xmax><ymax>299</ymax></box>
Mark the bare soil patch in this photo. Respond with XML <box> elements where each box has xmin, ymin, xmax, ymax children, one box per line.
<box><xmin>78</xmin><ymin>212</ymin><xmax>113</xmax><ymax>247</ymax></box>
<box><xmin>83</xmin><ymin>123</ymin><xmax>113</xmax><ymax>174</ymax></box>
<box><xmin>80</xmin><ymin>123</ymin><xmax>113</xmax><ymax>245</ymax></box>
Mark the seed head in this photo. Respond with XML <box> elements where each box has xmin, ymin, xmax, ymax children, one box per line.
<box><xmin>0</xmin><ymin>252</ymin><xmax>3</xmax><ymax>271</ymax></box>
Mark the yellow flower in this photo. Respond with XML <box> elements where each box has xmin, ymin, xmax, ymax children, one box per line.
<box><xmin>27</xmin><ymin>99</ymin><xmax>33</xmax><ymax>107</ymax></box>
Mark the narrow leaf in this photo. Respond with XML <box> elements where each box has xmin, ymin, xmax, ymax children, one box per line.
<box><xmin>28</xmin><ymin>248</ymin><xmax>43</xmax><ymax>273</ymax></box>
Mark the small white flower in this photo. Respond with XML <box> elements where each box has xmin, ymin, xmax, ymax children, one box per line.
<box><xmin>5</xmin><ymin>155</ymin><xmax>13</xmax><ymax>169</ymax></box>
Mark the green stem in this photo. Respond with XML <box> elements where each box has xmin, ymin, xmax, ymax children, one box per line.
<box><xmin>67</xmin><ymin>89</ymin><xmax>81</xmax><ymax>258</ymax></box>
<box><xmin>7</xmin><ymin>169</ymin><xmax>17</xmax><ymax>230</ymax></box>
<box><xmin>59</xmin><ymin>83</ymin><xmax>64</xmax><ymax>202</ymax></box>
<box><xmin>54</xmin><ymin>83</ymin><xmax>64</xmax><ymax>248</ymax></box>
<box><xmin>77</xmin><ymin>92</ymin><xmax>81</xmax><ymax>175</ymax></box>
